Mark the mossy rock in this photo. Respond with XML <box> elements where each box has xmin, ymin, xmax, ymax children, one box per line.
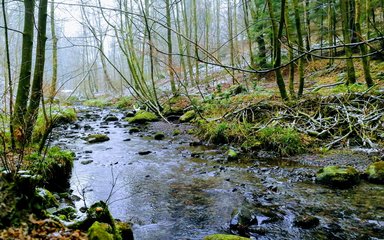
<box><xmin>203</xmin><ymin>234</ymin><xmax>250</xmax><ymax>240</ymax></box>
<box><xmin>86</xmin><ymin>134</ymin><xmax>110</xmax><ymax>143</ymax></box>
<box><xmin>35</xmin><ymin>188</ymin><xmax>59</xmax><ymax>209</ymax></box>
<box><xmin>126</xmin><ymin>110</ymin><xmax>158</xmax><ymax>124</ymax></box>
<box><xmin>53</xmin><ymin>206</ymin><xmax>77</xmax><ymax>221</ymax></box>
<box><xmin>227</xmin><ymin>149</ymin><xmax>239</xmax><ymax>161</ymax></box>
<box><xmin>154</xmin><ymin>132</ymin><xmax>165</xmax><ymax>140</ymax></box>
<box><xmin>116</xmin><ymin>221</ymin><xmax>134</xmax><ymax>240</ymax></box>
<box><xmin>316</xmin><ymin>166</ymin><xmax>360</xmax><ymax>188</ymax></box>
<box><xmin>173</xmin><ymin>129</ymin><xmax>181</xmax><ymax>136</ymax></box>
<box><xmin>366</xmin><ymin>161</ymin><xmax>384</xmax><ymax>184</ymax></box>
<box><xmin>88</xmin><ymin>221</ymin><xmax>114</xmax><ymax>240</ymax></box>
<box><xmin>180</xmin><ymin>110</ymin><xmax>196</xmax><ymax>123</ymax></box>
<box><xmin>129</xmin><ymin>127</ymin><xmax>140</xmax><ymax>134</ymax></box>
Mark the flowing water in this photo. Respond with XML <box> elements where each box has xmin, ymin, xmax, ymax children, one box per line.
<box><xmin>54</xmin><ymin>107</ymin><xmax>384</xmax><ymax>240</ymax></box>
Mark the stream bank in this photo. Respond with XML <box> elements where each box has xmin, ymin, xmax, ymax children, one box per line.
<box><xmin>52</xmin><ymin>106</ymin><xmax>384</xmax><ymax>239</ymax></box>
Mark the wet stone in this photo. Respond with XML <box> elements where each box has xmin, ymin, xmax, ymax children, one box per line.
<box><xmin>129</xmin><ymin>127</ymin><xmax>140</xmax><ymax>134</ymax></box>
<box><xmin>294</xmin><ymin>215</ymin><xmax>320</xmax><ymax>229</ymax></box>
<box><xmin>81</xmin><ymin>160</ymin><xmax>93</xmax><ymax>165</ymax></box>
<box><xmin>154</xmin><ymin>132</ymin><xmax>165</xmax><ymax>140</ymax></box>
<box><xmin>104</xmin><ymin>115</ymin><xmax>119</xmax><ymax>122</ymax></box>
<box><xmin>84</xmin><ymin>124</ymin><xmax>92</xmax><ymax>131</ymax></box>
<box><xmin>138</xmin><ymin>151</ymin><xmax>152</xmax><ymax>155</ymax></box>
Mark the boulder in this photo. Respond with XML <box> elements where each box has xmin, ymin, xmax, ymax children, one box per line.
<box><xmin>316</xmin><ymin>166</ymin><xmax>360</xmax><ymax>188</ymax></box>
<box><xmin>179</xmin><ymin>110</ymin><xmax>196</xmax><ymax>123</ymax></box>
<box><xmin>126</xmin><ymin>110</ymin><xmax>158</xmax><ymax>124</ymax></box>
<box><xmin>35</xmin><ymin>188</ymin><xmax>59</xmax><ymax>209</ymax></box>
<box><xmin>203</xmin><ymin>234</ymin><xmax>250</xmax><ymax>240</ymax></box>
<box><xmin>366</xmin><ymin>161</ymin><xmax>384</xmax><ymax>184</ymax></box>
<box><xmin>104</xmin><ymin>115</ymin><xmax>119</xmax><ymax>122</ymax></box>
<box><xmin>86</xmin><ymin>134</ymin><xmax>110</xmax><ymax>144</ymax></box>
<box><xmin>154</xmin><ymin>132</ymin><xmax>165</xmax><ymax>140</ymax></box>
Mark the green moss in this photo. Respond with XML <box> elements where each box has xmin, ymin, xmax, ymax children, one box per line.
<box><xmin>227</xmin><ymin>149</ymin><xmax>238</xmax><ymax>161</ymax></box>
<box><xmin>196</xmin><ymin>121</ymin><xmax>228</xmax><ymax>144</ymax></box>
<box><xmin>163</xmin><ymin>96</ymin><xmax>190</xmax><ymax>116</ymax></box>
<box><xmin>35</xmin><ymin>188</ymin><xmax>59</xmax><ymax>209</ymax></box>
<box><xmin>366</xmin><ymin>161</ymin><xmax>384</xmax><ymax>184</ymax></box>
<box><xmin>126</xmin><ymin>110</ymin><xmax>158</xmax><ymax>124</ymax></box>
<box><xmin>28</xmin><ymin>146</ymin><xmax>75</xmax><ymax>191</ymax></box>
<box><xmin>257</xmin><ymin>127</ymin><xmax>305</xmax><ymax>156</ymax></box>
<box><xmin>180</xmin><ymin>110</ymin><xmax>196</xmax><ymax>122</ymax></box>
<box><xmin>33</xmin><ymin>107</ymin><xmax>77</xmax><ymax>141</ymax></box>
<box><xmin>113</xmin><ymin>96</ymin><xmax>134</xmax><ymax>109</ymax></box>
<box><xmin>203</xmin><ymin>234</ymin><xmax>250</xmax><ymax>240</ymax></box>
<box><xmin>115</xmin><ymin>221</ymin><xmax>134</xmax><ymax>240</ymax></box>
<box><xmin>316</xmin><ymin>166</ymin><xmax>360</xmax><ymax>188</ymax></box>
<box><xmin>53</xmin><ymin>206</ymin><xmax>77</xmax><ymax>221</ymax></box>
<box><xmin>88</xmin><ymin>221</ymin><xmax>114</xmax><ymax>240</ymax></box>
<box><xmin>154</xmin><ymin>132</ymin><xmax>165</xmax><ymax>140</ymax></box>
<box><xmin>86</xmin><ymin>134</ymin><xmax>110</xmax><ymax>143</ymax></box>
<box><xmin>172</xmin><ymin>129</ymin><xmax>181</xmax><ymax>136</ymax></box>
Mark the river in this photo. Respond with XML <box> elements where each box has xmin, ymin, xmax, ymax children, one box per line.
<box><xmin>53</xmin><ymin>107</ymin><xmax>384</xmax><ymax>239</ymax></box>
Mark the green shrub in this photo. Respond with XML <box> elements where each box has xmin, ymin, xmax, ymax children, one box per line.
<box><xmin>257</xmin><ymin>126</ymin><xmax>305</xmax><ymax>156</ymax></box>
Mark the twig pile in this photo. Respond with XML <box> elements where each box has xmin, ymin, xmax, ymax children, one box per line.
<box><xmin>225</xmin><ymin>93</ymin><xmax>384</xmax><ymax>149</ymax></box>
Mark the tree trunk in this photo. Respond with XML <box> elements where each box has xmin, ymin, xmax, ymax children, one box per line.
<box><xmin>49</xmin><ymin>0</ymin><xmax>58</xmax><ymax>102</ymax></box>
<box><xmin>267</xmin><ymin>0</ymin><xmax>289</xmax><ymax>101</ymax></box>
<box><xmin>285</xmin><ymin>1</ymin><xmax>295</xmax><ymax>98</ymax></box>
<box><xmin>250</xmin><ymin>2</ymin><xmax>267</xmax><ymax>68</ymax></box>
<box><xmin>355</xmin><ymin>0</ymin><xmax>373</xmax><ymax>87</ymax></box>
<box><xmin>166</xmin><ymin>0</ymin><xmax>177</xmax><ymax>95</ymax></box>
<box><xmin>13</xmin><ymin>0</ymin><xmax>35</xmax><ymax>138</ymax></box>
<box><xmin>242</xmin><ymin>0</ymin><xmax>255</xmax><ymax>67</ymax></box>
<box><xmin>293</xmin><ymin>0</ymin><xmax>305</xmax><ymax>97</ymax></box>
<box><xmin>341</xmin><ymin>0</ymin><xmax>356</xmax><ymax>85</ymax></box>
<box><xmin>26</xmin><ymin>0</ymin><xmax>49</xmax><ymax>142</ymax></box>
<box><xmin>2</xmin><ymin>0</ymin><xmax>15</xmax><ymax>148</ymax></box>
<box><xmin>327</xmin><ymin>0</ymin><xmax>335</xmax><ymax>65</ymax></box>
<box><xmin>228</xmin><ymin>0</ymin><xmax>235</xmax><ymax>84</ymax></box>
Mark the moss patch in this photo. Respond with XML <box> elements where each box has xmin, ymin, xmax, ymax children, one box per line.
<box><xmin>366</xmin><ymin>161</ymin><xmax>384</xmax><ymax>184</ymax></box>
<box><xmin>28</xmin><ymin>147</ymin><xmax>75</xmax><ymax>192</ymax></box>
<box><xmin>88</xmin><ymin>221</ymin><xmax>114</xmax><ymax>240</ymax></box>
<box><xmin>257</xmin><ymin>127</ymin><xmax>305</xmax><ymax>156</ymax></box>
<box><xmin>126</xmin><ymin>110</ymin><xmax>158</xmax><ymax>124</ymax></box>
<box><xmin>180</xmin><ymin>110</ymin><xmax>196</xmax><ymax>122</ymax></box>
<box><xmin>203</xmin><ymin>234</ymin><xmax>250</xmax><ymax>240</ymax></box>
<box><xmin>154</xmin><ymin>132</ymin><xmax>165</xmax><ymax>140</ymax></box>
<box><xmin>316</xmin><ymin>166</ymin><xmax>360</xmax><ymax>188</ymax></box>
